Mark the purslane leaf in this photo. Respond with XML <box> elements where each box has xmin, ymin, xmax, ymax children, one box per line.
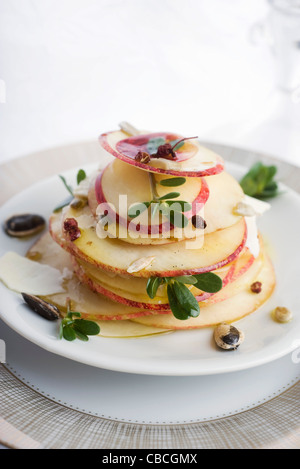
<box><xmin>172</xmin><ymin>281</ymin><xmax>200</xmax><ymax>318</ymax></box>
<box><xmin>157</xmin><ymin>192</ymin><xmax>180</xmax><ymax>200</ymax></box>
<box><xmin>173</xmin><ymin>275</ymin><xmax>197</xmax><ymax>285</ymax></box>
<box><xmin>60</xmin><ymin>307</ymin><xmax>100</xmax><ymax>342</ymax></box>
<box><xmin>53</xmin><ymin>195</ymin><xmax>74</xmax><ymax>213</ymax></box>
<box><xmin>63</xmin><ymin>325</ymin><xmax>76</xmax><ymax>341</ymax></box>
<box><xmin>77</xmin><ymin>169</ymin><xmax>87</xmax><ymax>185</ymax></box>
<box><xmin>165</xmin><ymin>210</ymin><xmax>189</xmax><ymax>228</ymax></box>
<box><xmin>59</xmin><ymin>175</ymin><xmax>74</xmax><ymax>196</ymax></box>
<box><xmin>240</xmin><ymin>162</ymin><xmax>279</xmax><ymax>200</ymax></box>
<box><xmin>147</xmin><ymin>137</ymin><xmax>166</xmax><ymax>154</ymax></box>
<box><xmin>193</xmin><ymin>272</ymin><xmax>222</xmax><ymax>293</ymax></box>
<box><xmin>167</xmin><ymin>283</ymin><xmax>190</xmax><ymax>320</ymax></box>
<box><xmin>159</xmin><ymin>177</ymin><xmax>186</xmax><ymax>187</ymax></box>
<box><xmin>73</xmin><ymin>319</ymin><xmax>100</xmax><ymax>336</ymax></box>
<box><xmin>128</xmin><ymin>202</ymin><xmax>150</xmax><ymax>218</ymax></box>
<box><xmin>146</xmin><ymin>277</ymin><xmax>163</xmax><ymax>299</ymax></box>
<box><xmin>165</xmin><ymin>200</ymin><xmax>192</xmax><ymax>212</ymax></box>
<box><xmin>73</xmin><ymin>328</ymin><xmax>89</xmax><ymax>341</ymax></box>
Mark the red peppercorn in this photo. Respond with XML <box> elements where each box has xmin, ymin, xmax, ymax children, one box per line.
<box><xmin>250</xmin><ymin>281</ymin><xmax>262</xmax><ymax>293</ymax></box>
<box><xmin>153</xmin><ymin>143</ymin><xmax>176</xmax><ymax>160</ymax></box>
<box><xmin>135</xmin><ymin>151</ymin><xmax>151</xmax><ymax>163</ymax></box>
<box><xmin>64</xmin><ymin>218</ymin><xmax>81</xmax><ymax>241</ymax></box>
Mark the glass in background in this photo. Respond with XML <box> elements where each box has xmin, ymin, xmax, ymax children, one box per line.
<box><xmin>251</xmin><ymin>0</ymin><xmax>300</xmax><ymax>93</ymax></box>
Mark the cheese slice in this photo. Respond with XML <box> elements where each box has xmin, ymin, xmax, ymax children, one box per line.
<box><xmin>0</xmin><ymin>251</ymin><xmax>65</xmax><ymax>295</ymax></box>
<box><xmin>235</xmin><ymin>195</ymin><xmax>271</xmax><ymax>217</ymax></box>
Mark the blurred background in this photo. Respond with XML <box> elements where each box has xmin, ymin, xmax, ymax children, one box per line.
<box><xmin>0</xmin><ymin>0</ymin><xmax>300</xmax><ymax>166</ymax></box>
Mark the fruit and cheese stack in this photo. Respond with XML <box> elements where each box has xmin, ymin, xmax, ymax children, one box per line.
<box><xmin>46</xmin><ymin>128</ymin><xmax>275</xmax><ymax>330</ymax></box>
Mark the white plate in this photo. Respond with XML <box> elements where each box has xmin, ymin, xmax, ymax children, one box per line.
<box><xmin>0</xmin><ymin>160</ymin><xmax>299</xmax><ymax>376</ymax></box>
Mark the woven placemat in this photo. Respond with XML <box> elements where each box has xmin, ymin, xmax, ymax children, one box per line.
<box><xmin>0</xmin><ymin>365</ymin><xmax>299</xmax><ymax>449</ymax></box>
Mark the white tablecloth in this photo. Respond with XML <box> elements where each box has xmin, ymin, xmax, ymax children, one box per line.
<box><xmin>0</xmin><ymin>0</ymin><xmax>299</xmax><ymax>166</ymax></box>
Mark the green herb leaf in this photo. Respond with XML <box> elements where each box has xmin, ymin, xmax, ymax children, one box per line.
<box><xmin>146</xmin><ymin>277</ymin><xmax>163</xmax><ymax>299</ymax></box>
<box><xmin>66</xmin><ymin>311</ymin><xmax>81</xmax><ymax>319</ymax></box>
<box><xmin>166</xmin><ymin>281</ymin><xmax>200</xmax><ymax>320</ymax></box>
<box><xmin>240</xmin><ymin>162</ymin><xmax>279</xmax><ymax>200</ymax></box>
<box><xmin>62</xmin><ymin>317</ymin><xmax>74</xmax><ymax>327</ymax></box>
<box><xmin>147</xmin><ymin>137</ymin><xmax>166</xmax><ymax>154</ymax></box>
<box><xmin>73</xmin><ymin>328</ymin><xmax>89</xmax><ymax>342</ymax></box>
<box><xmin>173</xmin><ymin>275</ymin><xmax>197</xmax><ymax>285</ymax></box>
<box><xmin>157</xmin><ymin>192</ymin><xmax>180</xmax><ymax>200</ymax></box>
<box><xmin>60</xmin><ymin>307</ymin><xmax>100</xmax><ymax>342</ymax></box>
<box><xmin>77</xmin><ymin>169</ymin><xmax>87</xmax><ymax>185</ymax></box>
<box><xmin>158</xmin><ymin>202</ymin><xmax>170</xmax><ymax>217</ymax></box>
<box><xmin>165</xmin><ymin>200</ymin><xmax>192</xmax><ymax>212</ymax></box>
<box><xmin>193</xmin><ymin>272</ymin><xmax>223</xmax><ymax>293</ymax></box>
<box><xmin>159</xmin><ymin>177</ymin><xmax>186</xmax><ymax>187</ymax></box>
<box><xmin>73</xmin><ymin>319</ymin><xmax>100</xmax><ymax>336</ymax></box>
<box><xmin>63</xmin><ymin>325</ymin><xmax>76</xmax><ymax>341</ymax></box>
<box><xmin>59</xmin><ymin>175</ymin><xmax>74</xmax><ymax>197</ymax></box>
<box><xmin>172</xmin><ymin>281</ymin><xmax>200</xmax><ymax>318</ymax></box>
<box><xmin>128</xmin><ymin>202</ymin><xmax>150</xmax><ymax>218</ymax></box>
<box><xmin>167</xmin><ymin>283</ymin><xmax>190</xmax><ymax>320</ymax></box>
<box><xmin>164</xmin><ymin>210</ymin><xmax>189</xmax><ymax>228</ymax></box>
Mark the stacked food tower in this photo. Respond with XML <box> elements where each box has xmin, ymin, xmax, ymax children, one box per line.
<box><xmin>41</xmin><ymin>124</ymin><xmax>275</xmax><ymax>335</ymax></box>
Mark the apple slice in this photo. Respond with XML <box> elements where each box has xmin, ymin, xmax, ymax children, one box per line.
<box><xmin>91</xmin><ymin>320</ymin><xmax>172</xmax><ymax>338</ymax></box>
<box><xmin>71</xmin><ymin>244</ymin><xmax>255</xmax><ymax>310</ymax></box>
<box><xmin>88</xmin><ymin>167</ymin><xmax>243</xmax><ymax>245</ymax></box>
<box><xmin>92</xmin><ymin>158</ymin><xmax>209</xmax><ymax>235</ymax></box>
<box><xmin>131</xmin><ymin>250</ymin><xmax>275</xmax><ymax>329</ymax></box>
<box><xmin>26</xmin><ymin>232</ymin><xmax>169</xmax><ymax>320</ymax></box>
<box><xmin>50</xmin><ymin>207</ymin><xmax>247</xmax><ymax>277</ymax></box>
<box><xmin>99</xmin><ymin>130</ymin><xmax>224</xmax><ymax>177</ymax></box>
